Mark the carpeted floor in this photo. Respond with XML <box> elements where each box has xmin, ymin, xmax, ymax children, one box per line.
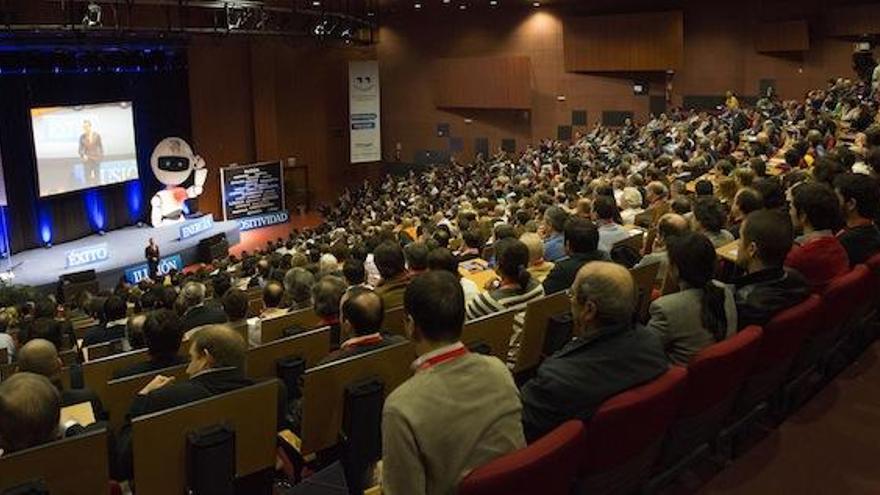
<box><xmin>694</xmin><ymin>341</ymin><xmax>880</xmax><ymax>495</ymax></box>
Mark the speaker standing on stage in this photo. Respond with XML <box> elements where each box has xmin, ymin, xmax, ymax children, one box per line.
<box><xmin>145</xmin><ymin>238</ymin><xmax>160</xmax><ymax>281</ymax></box>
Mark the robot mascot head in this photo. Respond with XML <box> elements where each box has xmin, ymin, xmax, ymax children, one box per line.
<box><xmin>151</xmin><ymin>137</ymin><xmax>198</xmax><ymax>187</ymax></box>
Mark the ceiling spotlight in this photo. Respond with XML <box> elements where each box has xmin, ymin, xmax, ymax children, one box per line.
<box><xmin>442</xmin><ymin>0</ymin><xmax>451</xmax><ymax>4</ymax></box>
<box><xmin>367</xmin><ymin>11</ymin><xmax>375</xmax><ymax>16</ymax></box>
<box><xmin>82</xmin><ymin>2</ymin><xmax>102</xmax><ymax>27</ymax></box>
<box><xmin>312</xmin><ymin>0</ymin><xmax>321</xmax><ymax>6</ymax></box>
<box><xmin>489</xmin><ymin>0</ymin><xmax>498</xmax><ymax>5</ymax></box>
<box><xmin>414</xmin><ymin>2</ymin><xmax>422</xmax><ymax>9</ymax></box>
<box><xmin>459</xmin><ymin>3</ymin><xmax>467</xmax><ymax>9</ymax></box>
<box><xmin>532</xmin><ymin>1</ymin><xmax>540</xmax><ymax>6</ymax></box>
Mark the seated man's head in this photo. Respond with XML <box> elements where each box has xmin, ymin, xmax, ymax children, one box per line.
<box><xmin>656</xmin><ymin>213</ymin><xmax>690</xmax><ymax>248</ymax></box>
<box><xmin>0</xmin><ymin>373</ymin><xmax>61</xmax><ymax>454</ymax></box>
<box><xmin>103</xmin><ymin>295</ymin><xmax>127</xmax><ymax>322</ymax></box>
<box><xmin>262</xmin><ymin>280</ymin><xmax>285</xmax><ymax>309</ymax></box>
<box><xmin>519</xmin><ymin>233</ymin><xmax>546</xmax><ymax>266</ymax></box>
<box><xmin>692</xmin><ymin>196</ymin><xmax>727</xmax><ymax>235</ymax></box>
<box><xmin>374</xmin><ymin>241</ymin><xmax>407</xmax><ymax>282</ymax></box>
<box><xmin>312</xmin><ymin>276</ymin><xmax>347</xmax><ymax>319</ymax></box>
<box><xmin>592</xmin><ymin>195</ymin><xmax>617</xmax><ymax>222</ymax></box>
<box><xmin>737</xmin><ymin>209</ymin><xmax>793</xmax><ymax>272</ymax></box>
<box><xmin>222</xmin><ymin>289</ymin><xmax>249</xmax><ymax>321</ymax></box>
<box><xmin>404</xmin><ymin>271</ymin><xmax>465</xmax><ymax>353</ymax></box>
<box><xmin>570</xmin><ymin>261</ymin><xmax>636</xmax><ymax>337</ymax></box>
<box><xmin>789</xmin><ymin>181</ymin><xmax>841</xmax><ymax>234</ymax></box>
<box><xmin>732</xmin><ymin>188</ymin><xmax>763</xmax><ymax>221</ymax></box>
<box><xmin>834</xmin><ymin>173</ymin><xmax>879</xmax><ymax>224</ymax></box>
<box><xmin>543</xmin><ymin>206</ymin><xmax>568</xmax><ymax>234</ymax></box>
<box><xmin>181</xmin><ymin>282</ymin><xmax>207</xmax><ymax>310</ymax></box>
<box><xmin>341</xmin><ymin>287</ymin><xmax>385</xmax><ymax>339</ymax></box>
<box><xmin>186</xmin><ymin>325</ymin><xmax>246</xmax><ymax>377</ymax></box>
<box><xmin>284</xmin><ymin>268</ymin><xmax>315</xmax><ymax>306</ymax></box>
<box><xmin>143</xmin><ymin>309</ymin><xmax>183</xmax><ymax>360</ymax></box>
<box><xmin>404</xmin><ymin>242</ymin><xmax>429</xmax><ymax>272</ymax></box>
<box><xmin>563</xmin><ymin>217</ymin><xmax>599</xmax><ymax>256</ymax></box>
<box><xmin>16</xmin><ymin>339</ymin><xmax>63</xmax><ymax>390</ymax></box>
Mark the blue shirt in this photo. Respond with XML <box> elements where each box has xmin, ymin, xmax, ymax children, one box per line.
<box><xmin>544</xmin><ymin>233</ymin><xmax>566</xmax><ymax>262</ymax></box>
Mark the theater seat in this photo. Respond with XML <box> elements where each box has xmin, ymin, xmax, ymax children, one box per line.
<box><xmin>799</xmin><ymin>266</ymin><xmax>873</xmax><ymax>377</ymax></box>
<box><xmin>650</xmin><ymin>326</ymin><xmax>762</xmax><ymax>489</ymax></box>
<box><xmin>576</xmin><ymin>366</ymin><xmax>687</xmax><ymax>495</ymax></box>
<box><xmin>732</xmin><ymin>294</ymin><xmax>822</xmax><ymax>418</ymax></box>
<box><xmin>458</xmin><ymin>420</ymin><xmax>585</xmax><ymax>495</ymax></box>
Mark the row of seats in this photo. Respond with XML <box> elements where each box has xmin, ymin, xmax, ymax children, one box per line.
<box><xmin>458</xmin><ymin>253</ymin><xmax>880</xmax><ymax>495</ymax></box>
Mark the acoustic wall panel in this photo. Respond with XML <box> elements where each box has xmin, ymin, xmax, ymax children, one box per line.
<box><xmin>434</xmin><ymin>56</ymin><xmax>532</xmax><ymax>109</ymax></box>
<box><xmin>755</xmin><ymin>20</ymin><xmax>809</xmax><ymax>53</ymax></box>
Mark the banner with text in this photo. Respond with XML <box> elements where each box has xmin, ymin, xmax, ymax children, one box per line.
<box><xmin>220</xmin><ymin>161</ymin><xmax>285</xmax><ymax>221</ymax></box>
<box><xmin>349</xmin><ymin>60</ymin><xmax>381</xmax><ymax>163</ymax></box>
<box><xmin>124</xmin><ymin>253</ymin><xmax>183</xmax><ymax>284</ymax></box>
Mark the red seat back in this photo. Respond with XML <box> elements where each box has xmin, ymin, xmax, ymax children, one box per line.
<box><xmin>578</xmin><ymin>366</ymin><xmax>687</xmax><ymax>494</ymax></box>
<box><xmin>458</xmin><ymin>420</ymin><xmax>585</xmax><ymax>495</ymax></box>
<box><xmin>736</xmin><ymin>295</ymin><xmax>821</xmax><ymax>411</ymax></box>
<box><xmin>821</xmin><ymin>265</ymin><xmax>873</xmax><ymax>325</ymax></box>
<box><xmin>659</xmin><ymin>326</ymin><xmax>762</xmax><ymax>465</ymax></box>
<box><xmin>679</xmin><ymin>326</ymin><xmax>763</xmax><ymax>417</ymax></box>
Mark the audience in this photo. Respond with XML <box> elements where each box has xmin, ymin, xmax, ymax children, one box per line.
<box><xmin>785</xmin><ymin>182</ymin><xmax>850</xmax><ymax>290</ymax></box>
<box><xmin>593</xmin><ymin>195</ymin><xmax>629</xmax><ymax>252</ymax></box>
<box><xmin>373</xmin><ymin>241</ymin><xmax>410</xmax><ymax>309</ymax></box>
<box><xmin>0</xmin><ymin>373</ymin><xmax>62</xmax><ymax>455</ymax></box>
<box><xmin>520</xmin><ymin>262</ymin><xmax>669</xmax><ymax>442</ymax></box>
<box><xmin>693</xmin><ymin>196</ymin><xmax>735</xmax><ymax>247</ymax></box>
<box><xmin>646</xmin><ymin>232</ymin><xmax>737</xmax><ymax>365</ymax></box>
<box><xmin>542</xmin><ymin>206</ymin><xmax>568</xmax><ymax>262</ymax></box>
<box><xmin>427</xmin><ymin>247</ymin><xmax>480</xmax><ymax>305</ymax></box>
<box><xmin>381</xmin><ymin>271</ymin><xmax>525</xmax><ymax>495</ymax></box>
<box><xmin>735</xmin><ymin>210</ymin><xmax>810</xmax><ymax>328</ymax></box>
<box><xmin>178</xmin><ymin>282</ymin><xmax>227</xmax><ymax>333</ymax></box>
<box><xmin>0</xmin><ymin>312</ymin><xmax>16</xmax><ymax>363</ymax></box>
<box><xmin>247</xmin><ymin>280</ymin><xmax>288</xmax><ymax>347</ymax></box>
<box><xmin>519</xmin><ymin>232</ymin><xmax>555</xmax><ymax>283</ymax></box>
<box><xmin>543</xmin><ymin>217</ymin><xmax>609</xmax><ymax>294</ymax></box>
<box><xmin>319</xmin><ymin>287</ymin><xmax>404</xmax><ymax>363</ymax></box>
<box><xmin>833</xmin><ymin>173</ymin><xmax>880</xmax><ymax>265</ymax></box>
<box><xmin>16</xmin><ymin>338</ymin><xmax>106</xmax><ymax>419</ymax></box>
<box><xmin>311</xmin><ymin>275</ymin><xmax>347</xmax><ymax>348</ymax></box>
<box><xmin>82</xmin><ymin>295</ymin><xmax>128</xmax><ymax>347</ymax></box>
<box><xmin>113</xmin><ymin>309</ymin><xmax>185</xmax><ymax>379</ymax></box>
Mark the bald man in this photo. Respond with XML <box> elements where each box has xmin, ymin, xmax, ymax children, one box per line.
<box><xmin>634</xmin><ymin>213</ymin><xmax>691</xmax><ymax>283</ymax></box>
<box><xmin>0</xmin><ymin>373</ymin><xmax>61</xmax><ymax>454</ymax></box>
<box><xmin>318</xmin><ymin>287</ymin><xmax>405</xmax><ymax>364</ymax></box>
<box><xmin>520</xmin><ymin>262</ymin><xmax>669</xmax><ymax>442</ymax></box>
<box><xmin>17</xmin><ymin>339</ymin><xmax>105</xmax><ymax>418</ymax></box>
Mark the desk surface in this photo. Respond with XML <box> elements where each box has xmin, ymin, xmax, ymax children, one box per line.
<box><xmin>717</xmin><ymin>240</ymin><xmax>739</xmax><ymax>263</ymax></box>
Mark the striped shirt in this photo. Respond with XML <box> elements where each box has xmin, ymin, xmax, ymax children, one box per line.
<box><xmin>466</xmin><ymin>279</ymin><xmax>545</xmax><ymax>365</ymax></box>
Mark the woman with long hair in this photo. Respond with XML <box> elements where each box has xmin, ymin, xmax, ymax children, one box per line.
<box><xmin>645</xmin><ymin>231</ymin><xmax>737</xmax><ymax>365</ymax></box>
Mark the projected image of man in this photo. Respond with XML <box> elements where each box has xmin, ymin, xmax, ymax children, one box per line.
<box><xmin>78</xmin><ymin>120</ymin><xmax>104</xmax><ymax>184</ymax></box>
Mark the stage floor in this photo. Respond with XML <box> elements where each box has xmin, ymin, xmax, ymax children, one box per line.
<box><xmin>7</xmin><ymin>218</ymin><xmax>240</xmax><ymax>290</ymax></box>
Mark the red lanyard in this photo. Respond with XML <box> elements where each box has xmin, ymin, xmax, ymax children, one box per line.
<box><xmin>416</xmin><ymin>344</ymin><xmax>468</xmax><ymax>371</ymax></box>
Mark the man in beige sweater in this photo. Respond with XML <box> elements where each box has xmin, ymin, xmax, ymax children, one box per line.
<box><xmin>381</xmin><ymin>271</ymin><xmax>525</xmax><ymax>495</ymax></box>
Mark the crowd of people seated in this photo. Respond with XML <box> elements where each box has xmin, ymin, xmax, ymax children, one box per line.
<box><xmin>0</xmin><ymin>75</ymin><xmax>879</xmax><ymax>493</ymax></box>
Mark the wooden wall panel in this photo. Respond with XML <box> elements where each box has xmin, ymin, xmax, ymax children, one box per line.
<box><xmin>755</xmin><ymin>20</ymin><xmax>809</xmax><ymax>53</ymax></box>
<box><xmin>563</xmin><ymin>11</ymin><xmax>683</xmax><ymax>72</ymax></box>
<box><xmin>827</xmin><ymin>4</ymin><xmax>880</xmax><ymax>37</ymax></box>
<box><xmin>434</xmin><ymin>56</ymin><xmax>532</xmax><ymax>109</ymax></box>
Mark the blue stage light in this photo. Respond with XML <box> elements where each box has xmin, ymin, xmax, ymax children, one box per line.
<box><xmin>38</xmin><ymin>207</ymin><xmax>53</xmax><ymax>246</ymax></box>
<box><xmin>126</xmin><ymin>180</ymin><xmax>143</xmax><ymax>221</ymax></box>
<box><xmin>84</xmin><ymin>190</ymin><xmax>106</xmax><ymax>231</ymax></box>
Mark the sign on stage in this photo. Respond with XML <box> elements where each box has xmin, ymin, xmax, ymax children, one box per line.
<box><xmin>179</xmin><ymin>215</ymin><xmax>215</xmax><ymax>240</ymax></box>
<box><xmin>237</xmin><ymin>211</ymin><xmax>290</xmax><ymax>232</ymax></box>
<box><xmin>66</xmin><ymin>243</ymin><xmax>110</xmax><ymax>268</ymax></box>
<box><xmin>124</xmin><ymin>253</ymin><xmax>183</xmax><ymax>284</ymax></box>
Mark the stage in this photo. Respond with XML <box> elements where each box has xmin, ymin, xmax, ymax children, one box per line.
<box><xmin>5</xmin><ymin>217</ymin><xmax>240</xmax><ymax>290</ymax></box>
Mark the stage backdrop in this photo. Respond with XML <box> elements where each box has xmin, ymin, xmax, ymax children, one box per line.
<box><xmin>220</xmin><ymin>161</ymin><xmax>289</xmax><ymax>231</ymax></box>
<box><xmin>0</xmin><ymin>64</ymin><xmax>192</xmax><ymax>254</ymax></box>
<box><xmin>349</xmin><ymin>60</ymin><xmax>381</xmax><ymax>164</ymax></box>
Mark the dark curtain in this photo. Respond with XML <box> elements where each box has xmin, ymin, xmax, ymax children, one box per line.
<box><xmin>0</xmin><ymin>67</ymin><xmax>191</xmax><ymax>254</ymax></box>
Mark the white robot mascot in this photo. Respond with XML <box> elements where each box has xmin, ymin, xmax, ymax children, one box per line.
<box><xmin>149</xmin><ymin>137</ymin><xmax>208</xmax><ymax>227</ymax></box>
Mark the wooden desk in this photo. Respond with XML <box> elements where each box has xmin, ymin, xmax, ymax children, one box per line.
<box><xmin>614</xmin><ymin>227</ymin><xmax>646</xmax><ymax>253</ymax></box>
<box><xmin>301</xmin><ymin>341</ymin><xmax>416</xmax><ymax>455</ymax></box>
<box><xmin>462</xmin><ymin>309</ymin><xmax>516</xmax><ymax>361</ymax></box>
<box><xmin>630</xmin><ymin>262</ymin><xmax>661</xmax><ymax>323</ymax></box>
<box><xmin>104</xmin><ymin>364</ymin><xmax>189</xmax><ymax>432</ymax></box>
<box><xmin>716</xmin><ymin>241</ymin><xmax>739</xmax><ymax>263</ymax></box>
<box><xmin>82</xmin><ymin>348</ymin><xmax>150</xmax><ymax>413</ymax></box>
<box><xmin>261</xmin><ymin>307</ymin><xmax>322</xmax><ymax>343</ymax></box>
<box><xmin>132</xmin><ymin>380</ymin><xmax>278</xmax><ymax>494</ymax></box>
<box><xmin>513</xmin><ymin>291</ymin><xmax>570</xmax><ymax>374</ymax></box>
<box><xmin>246</xmin><ymin>326</ymin><xmax>331</xmax><ymax>380</ymax></box>
<box><xmin>384</xmin><ymin>306</ymin><xmax>407</xmax><ymax>336</ymax></box>
<box><xmin>0</xmin><ymin>428</ymin><xmax>109</xmax><ymax>495</ymax></box>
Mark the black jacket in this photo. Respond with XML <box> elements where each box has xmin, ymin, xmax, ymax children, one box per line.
<box><xmin>542</xmin><ymin>250</ymin><xmax>611</xmax><ymax>295</ymax></box>
<box><xmin>82</xmin><ymin>322</ymin><xmax>127</xmax><ymax>348</ymax></box>
<box><xmin>111</xmin><ymin>355</ymin><xmax>188</xmax><ymax>380</ymax></box>
<box><xmin>838</xmin><ymin>224</ymin><xmax>880</xmax><ymax>266</ymax></box>
<box><xmin>180</xmin><ymin>305</ymin><xmax>228</xmax><ymax>333</ymax></box>
<box><xmin>520</xmin><ymin>323</ymin><xmax>669</xmax><ymax>442</ymax></box>
<box><xmin>734</xmin><ymin>267</ymin><xmax>810</xmax><ymax>330</ymax></box>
